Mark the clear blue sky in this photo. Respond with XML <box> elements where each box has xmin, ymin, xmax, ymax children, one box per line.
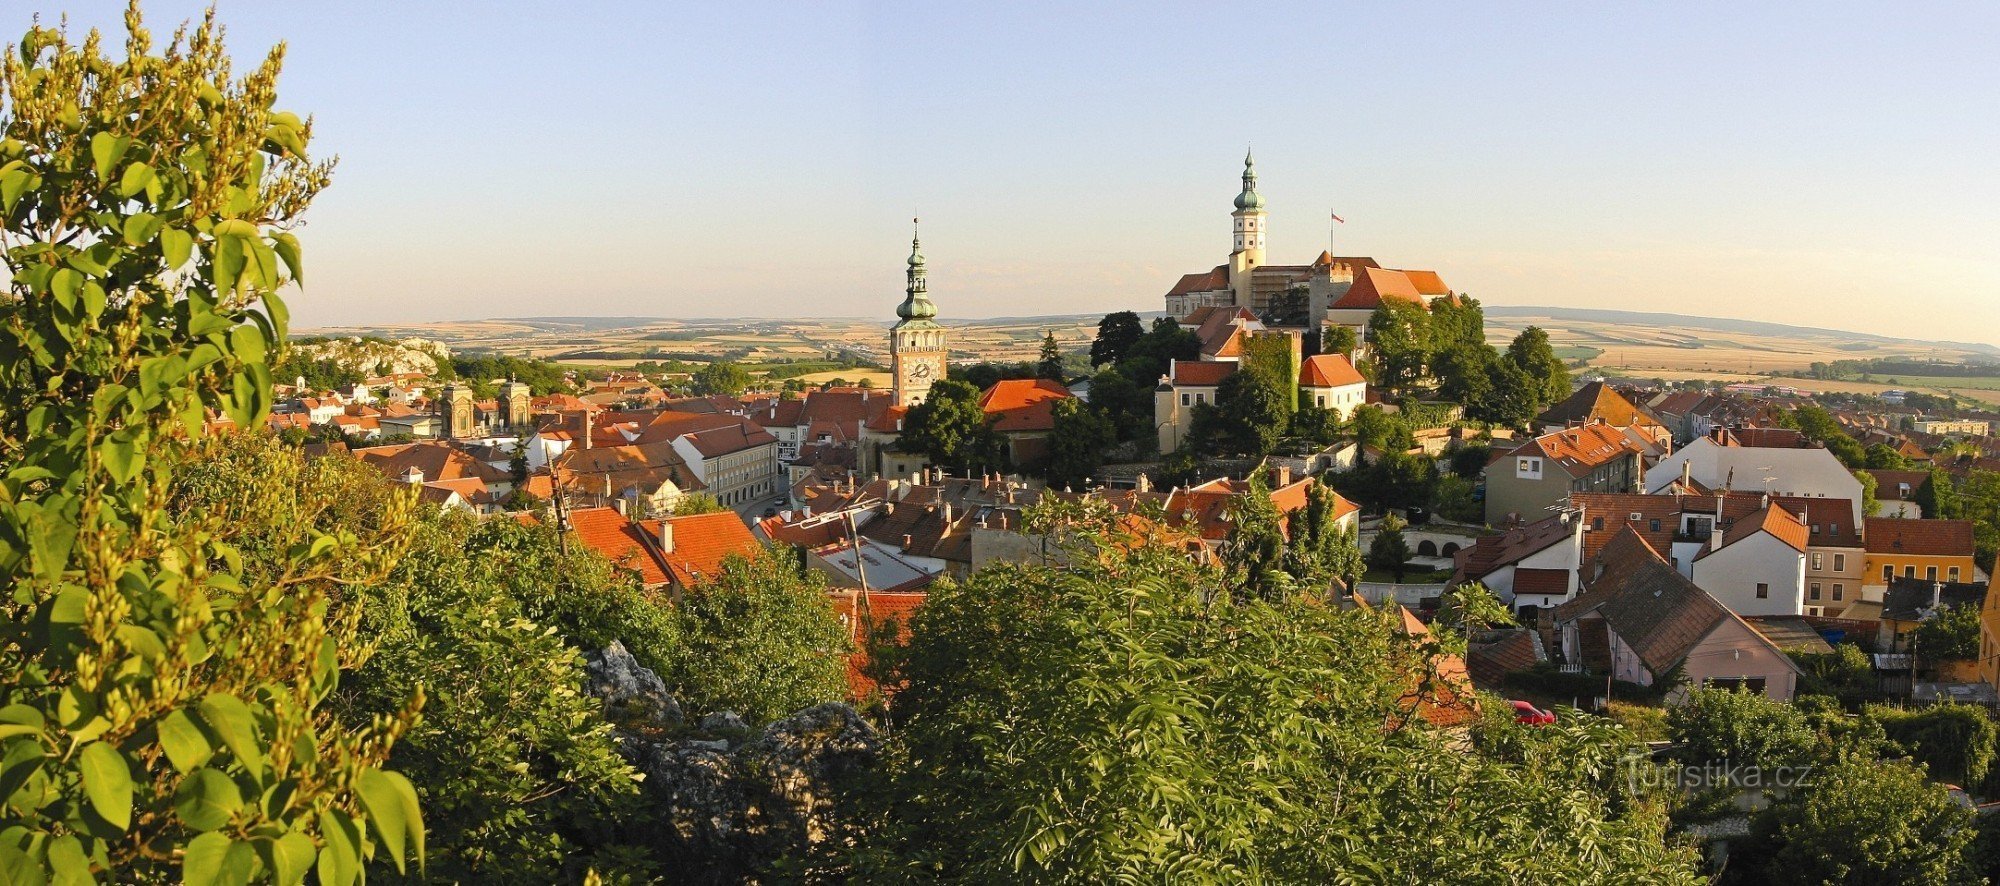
<box><xmin>24</xmin><ymin>2</ymin><xmax>2000</xmax><ymax>343</ymax></box>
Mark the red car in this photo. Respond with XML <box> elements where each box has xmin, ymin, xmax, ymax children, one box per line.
<box><xmin>1511</xmin><ymin>700</ymin><xmax>1557</xmax><ymax>726</ymax></box>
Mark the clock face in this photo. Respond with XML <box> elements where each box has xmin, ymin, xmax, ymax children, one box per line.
<box><xmin>909</xmin><ymin>359</ymin><xmax>934</xmax><ymax>380</ymax></box>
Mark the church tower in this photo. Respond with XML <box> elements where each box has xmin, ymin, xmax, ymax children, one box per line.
<box><xmin>1228</xmin><ymin>150</ymin><xmax>1267</xmax><ymax>307</ymax></box>
<box><xmin>889</xmin><ymin>221</ymin><xmax>948</xmax><ymax>408</ymax></box>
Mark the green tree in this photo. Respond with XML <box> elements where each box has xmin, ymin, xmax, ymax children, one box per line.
<box><xmin>1349</xmin><ymin>404</ymin><xmax>1403</xmax><ymax>452</ymax></box>
<box><xmin>661</xmin><ymin>548</ymin><xmax>851</xmax><ymax>724</ymax></box>
<box><xmin>840</xmin><ymin>526</ymin><xmax>1700</xmax><ymax>882</ymax></box>
<box><xmin>693</xmin><ymin>359</ymin><xmax>751</xmax><ymax>397</ymax></box>
<box><xmin>1864</xmin><ymin>442</ymin><xmax>1915</xmax><ymax>470</ymax></box>
<box><xmin>671</xmin><ymin>491</ymin><xmax>727</xmax><ymax>515</ymax></box>
<box><xmin>1320</xmin><ymin>324</ymin><xmax>1358</xmax><ymax>358</ymax></box>
<box><xmin>1505</xmin><ymin>326</ymin><xmax>1571</xmax><ymax>410</ymax></box>
<box><xmin>1036</xmin><ymin>331</ymin><xmax>1065</xmax><ymax>380</ymax></box>
<box><xmin>1870</xmin><ymin>703</ymin><xmax>1998</xmax><ymax>788</ymax></box>
<box><xmin>1367</xmin><ymin>300</ymin><xmax>1432</xmax><ymax>393</ymax></box>
<box><xmin>1288</xmin><ymin>401</ymin><xmax>1344</xmax><ymax>445</ymax></box>
<box><xmin>1041</xmin><ymin>398</ymin><xmax>1115</xmax><ymax>490</ymax></box>
<box><xmin>1369</xmin><ymin>514</ymin><xmax>1413</xmax><ymax>581</ymax></box>
<box><xmin>1916</xmin><ymin>602</ymin><xmax>1982</xmax><ymax>663</ymax></box>
<box><xmin>1756</xmin><ymin>758</ymin><xmax>1977</xmax><ymax>886</ymax></box>
<box><xmin>1212</xmin><ymin>364</ymin><xmax>1293</xmax><ymax>456</ymax></box>
<box><xmin>1281</xmin><ymin>480</ymin><xmax>1363</xmax><ymax>596</ymax></box>
<box><xmin>898</xmin><ymin>378</ymin><xmax>1003</xmax><ymax>471</ymax></box>
<box><xmin>1667</xmin><ymin>688</ymin><xmax>1815</xmax><ymax>767</ymax></box>
<box><xmin>1114</xmin><ymin>316</ymin><xmax>1200</xmax><ymax>388</ymax></box>
<box><xmin>1916</xmin><ymin>467</ymin><xmax>1964</xmax><ymax>519</ymax></box>
<box><xmin>1089</xmin><ymin>310</ymin><xmax>1145</xmax><ymax>367</ymax></box>
<box><xmin>1855</xmin><ymin>468</ymin><xmax>1882</xmax><ymax>517</ymax></box>
<box><xmin>1083</xmin><ymin>367</ymin><xmax>1147</xmax><ymax>444</ymax></box>
<box><xmin>1220</xmin><ymin>473</ymin><xmax>1289</xmax><ymax>603</ymax></box>
<box><xmin>0</xmin><ymin>10</ymin><xmax>425</xmax><ymax>879</ymax></box>
<box><xmin>1437</xmin><ymin>582</ymin><xmax>1514</xmax><ymax>645</ymax></box>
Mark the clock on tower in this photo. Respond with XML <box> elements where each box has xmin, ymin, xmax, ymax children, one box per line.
<box><xmin>890</xmin><ymin>220</ymin><xmax>949</xmax><ymax>408</ymax></box>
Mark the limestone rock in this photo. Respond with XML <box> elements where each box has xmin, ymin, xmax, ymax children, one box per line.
<box><xmin>699</xmin><ymin>711</ymin><xmax>748</xmax><ymax>734</ymax></box>
<box><xmin>583</xmin><ymin>641</ymin><xmax>683</xmax><ymax>730</ymax></box>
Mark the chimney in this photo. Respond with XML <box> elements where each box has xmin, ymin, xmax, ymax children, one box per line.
<box><xmin>1933</xmin><ymin>582</ymin><xmax>1944</xmax><ymax>610</ymax></box>
<box><xmin>1135</xmin><ymin>473</ymin><xmax>1152</xmax><ymax>493</ymax></box>
<box><xmin>1681</xmin><ymin>459</ymin><xmax>1690</xmax><ymax>489</ymax></box>
<box><xmin>658</xmin><ymin>519</ymin><xmax>674</xmax><ymax>553</ymax></box>
<box><xmin>1276</xmin><ymin>465</ymin><xmax>1293</xmax><ymax>486</ymax></box>
<box><xmin>581</xmin><ymin>410</ymin><xmax>594</xmax><ymax>451</ymax></box>
<box><xmin>901</xmin><ymin>533</ymin><xmax>912</xmax><ymax>549</ymax></box>
<box><xmin>1760</xmin><ymin>492</ymin><xmax>1770</xmax><ymax>509</ymax></box>
<box><xmin>943</xmin><ymin>502</ymin><xmax>953</xmax><ymax>524</ymax></box>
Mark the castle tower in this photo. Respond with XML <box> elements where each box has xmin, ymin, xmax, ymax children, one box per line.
<box><xmin>499</xmin><ymin>378</ymin><xmax>532</xmax><ymax>428</ymax></box>
<box><xmin>889</xmin><ymin>220</ymin><xmax>948</xmax><ymax>408</ymax></box>
<box><xmin>1228</xmin><ymin>150</ymin><xmax>1267</xmax><ymax>307</ymax></box>
<box><xmin>440</xmin><ymin>383</ymin><xmax>475</xmax><ymax>439</ymax></box>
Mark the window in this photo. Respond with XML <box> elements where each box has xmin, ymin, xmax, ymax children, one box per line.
<box><xmin>1516</xmin><ymin>457</ymin><xmax>1543</xmax><ymax>480</ymax></box>
<box><xmin>1812</xmin><ymin>553</ymin><xmax>1823</xmax><ymax>571</ymax></box>
<box><xmin>1950</xmin><ymin>567</ymin><xmax>1962</xmax><ymax>582</ymax></box>
<box><xmin>1592</xmin><ymin>517</ymin><xmax>1605</xmax><ymax>531</ymax></box>
<box><xmin>1180</xmin><ymin>393</ymin><xmax>1190</xmax><ymax>407</ymax></box>
<box><xmin>1810</xmin><ymin>583</ymin><xmax>1821</xmax><ymax>600</ymax></box>
<box><xmin>1906</xmin><ymin>566</ymin><xmax>1918</xmax><ymax>578</ymax></box>
<box><xmin>1927</xmin><ymin>566</ymin><xmax>1939</xmax><ymax>582</ymax></box>
<box><xmin>1833</xmin><ymin>584</ymin><xmax>1844</xmax><ymax>601</ymax></box>
<box><xmin>1884</xmin><ymin>565</ymin><xmax>1895</xmax><ymax>582</ymax></box>
<box><xmin>1649</xmin><ymin>519</ymin><xmax>1661</xmax><ymax>532</ymax></box>
<box><xmin>1756</xmin><ymin>583</ymin><xmax>1770</xmax><ymax>599</ymax></box>
<box><xmin>1834</xmin><ymin>554</ymin><xmax>1845</xmax><ymax>571</ymax></box>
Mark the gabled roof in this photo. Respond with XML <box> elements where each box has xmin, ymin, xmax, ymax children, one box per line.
<box><xmin>1329</xmin><ymin>267</ymin><xmax>1433</xmax><ymax>311</ymax></box>
<box><xmin>1865</xmin><ymin>469</ymin><xmax>1931</xmax><ymax>502</ymax></box>
<box><xmin>638</xmin><ymin>511</ymin><xmax>761</xmax><ymax>587</ymax></box>
<box><xmin>1167</xmin><ymin>359</ymin><xmax>1236</xmax><ymax>387</ymax></box>
<box><xmin>553</xmin><ymin>439</ymin><xmax>701</xmax><ymax>497</ymax></box>
<box><xmin>1865</xmin><ymin>518</ymin><xmax>1976</xmax><ymax>558</ymax></box>
<box><xmin>1299</xmin><ymin>354</ymin><xmax>1364</xmax><ymax>388</ymax></box>
<box><xmin>1556</xmin><ymin>528</ymin><xmax>1735</xmax><ymax>675</ymax></box>
<box><xmin>1880</xmin><ymin>576</ymin><xmax>1987</xmax><ymax>622</ymax></box>
<box><xmin>1454</xmin><ymin>513</ymin><xmax>1578</xmax><ymax>581</ymax></box>
<box><xmin>979</xmin><ymin>379</ymin><xmax>1075</xmax><ymax>434</ymax></box>
<box><xmin>1188</xmin><ymin>307</ymin><xmax>1260</xmax><ymax>359</ymax></box>
<box><xmin>559</xmin><ymin>506</ymin><xmax>673</xmax><ymax>586</ymax></box>
<box><xmin>1537</xmin><ymin>382</ymin><xmax>1664</xmax><ymax>430</ymax></box>
<box><xmin>1503</xmin><ymin>423</ymin><xmax>1642</xmax><ymax>479</ymax></box>
<box><xmin>352</xmin><ymin>441</ymin><xmax>508</xmax><ymax>484</ymax></box>
<box><xmin>1696</xmin><ymin>503</ymin><xmax>1808</xmax><ymax>560</ymax></box>
<box><xmin>1165</xmin><ymin>265</ymin><xmax>1230</xmax><ymax>297</ymax></box>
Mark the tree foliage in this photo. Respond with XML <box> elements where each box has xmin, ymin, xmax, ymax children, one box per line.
<box><xmin>1040</xmin><ymin>397</ymin><xmax>1114</xmax><ymax>490</ymax></box>
<box><xmin>1755</xmin><ymin>758</ymin><xmax>1977</xmax><ymax>886</ymax></box>
<box><xmin>1089</xmin><ymin>310</ymin><xmax>1144</xmax><ymax>368</ymax></box>
<box><xmin>693</xmin><ymin>359</ymin><xmax>751</xmax><ymax>397</ymax></box>
<box><xmin>1505</xmin><ymin>326</ymin><xmax>1571</xmax><ymax>411</ymax></box>
<box><xmin>1366</xmin><ymin>300</ymin><xmax>1431</xmax><ymax>393</ymax></box>
<box><xmin>838</xmin><ymin>526</ymin><xmax>1701</xmax><ymax>882</ymax></box>
<box><xmin>661</xmin><ymin>548</ymin><xmax>851</xmax><ymax>726</ymax></box>
<box><xmin>898</xmin><ymin>378</ymin><xmax>1002</xmax><ymax>471</ymax></box>
<box><xmin>0</xmin><ymin>9</ymin><xmax>425</xmax><ymax>879</ymax></box>
<box><xmin>1368</xmin><ymin>514</ymin><xmax>1413</xmax><ymax>581</ymax></box>
<box><xmin>1036</xmin><ymin>331</ymin><xmax>1064</xmax><ymax>381</ymax></box>
<box><xmin>1667</xmin><ymin>688</ymin><xmax>1815</xmax><ymax>768</ymax></box>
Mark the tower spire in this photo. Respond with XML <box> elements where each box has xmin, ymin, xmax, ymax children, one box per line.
<box><xmin>896</xmin><ymin>217</ymin><xmax>936</xmax><ymax>324</ymax></box>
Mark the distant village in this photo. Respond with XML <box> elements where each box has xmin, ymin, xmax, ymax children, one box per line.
<box><xmin>246</xmin><ymin>155</ymin><xmax>2000</xmax><ymax>718</ymax></box>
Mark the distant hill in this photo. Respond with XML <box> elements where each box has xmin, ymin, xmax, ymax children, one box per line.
<box><xmin>1483</xmin><ymin>306</ymin><xmax>2000</xmax><ymax>357</ymax></box>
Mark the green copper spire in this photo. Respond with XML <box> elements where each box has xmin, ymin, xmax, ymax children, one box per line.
<box><xmin>896</xmin><ymin>218</ymin><xmax>937</xmax><ymax>325</ymax></box>
<box><xmin>1234</xmin><ymin>148</ymin><xmax>1264</xmax><ymax>212</ymax></box>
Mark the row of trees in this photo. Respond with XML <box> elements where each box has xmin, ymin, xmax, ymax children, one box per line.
<box><xmin>1368</xmin><ymin>295</ymin><xmax>1572</xmax><ymax>424</ymax></box>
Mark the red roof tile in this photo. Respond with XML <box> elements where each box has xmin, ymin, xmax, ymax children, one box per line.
<box><xmin>1168</xmin><ymin>360</ymin><xmax>1236</xmax><ymax>387</ymax></box>
<box><xmin>979</xmin><ymin>379</ymin><xmax>1075</xmax><ymax>434</ymax></box>
<box><xmin>638</xmin><ymin>511</ymin><xmax>762</xmax><ymax>587</ymax></box>
<box><xmin>1864</xmin><ymin>518</ymin><xmax>1976</xmax><ymax>558</ymax></box>
<box><xmin>1300</xmin><ymin>354</ymin><xmax>1364</xmax><ymax>388</ymax></box>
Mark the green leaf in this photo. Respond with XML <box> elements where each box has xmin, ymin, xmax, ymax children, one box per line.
<box><xmin>227</xmin><ymin>325</ymin><xmax>267</xmax><ymax>365</ymax></box>
<box><xmin>44</xmin><ymin>835</ymin><xmax>88</xmax><ymax>886</ymax></box>
<box><xmin>77</xmin><ymin>741</ymin><xmax>131</xmax><ymax>831</ymax></box>
<box><xmin>180</xmin><ymin>832</ymin><xmax>255</xmax><ymax>886</ymax></box>
<box><xmin>97</xmin><ymin>432</ymin><xmax>142</xmax><ymax>485</ymax></box>
<box><xmin>355</xmin><ymin>768</ymin><xmax>415</xmax><ymax>872</ymax></box>
<box><xmin>315</xmin><ymin>809</ymin><xmax>360</xmax><ymax>886</ymax></box>
<box><xmin>160</xmin><ymin>228</ymin><xmax>193</xmax><ymax>270</ymax></box>
<box><xmin>263</xmin><ymin>832</ymin><xmax>315</xmax><ymax>886</ymax></box>
<box><xmin>157</xmin><ymin>710</ymin><xmax>213</xmax><ymax>772</ymax></box>
<box><xmin>244</xmin><ymin>238</ymin><xmax>281</xmax><ymax>290</ymax></box>
<box><xmin>197</xmin><ymin>694</ymin><xmax>263</xmax><ymax>776</ymax></box>
<box><xmin>0</xmin><ymin>738</ymin><xmax>45</xmax><ymax>804</ymax></box>
<box><xmin>121</xmin><ymin>212</ymin><xmax>163</xmax><ymax>246</ymax></box>
<box><xmin>0</xmin><ymin>166</ymin><xmax>32</xmax><ymax>212</ymax></box>
<box><xmin>271</xmin><ymin>233</ymin><xmax>303</xmax><ymax>284</ymax></box>
<box><xmin>173</xmin><ymin>768</ymin><xmax>241</xmax><ymax>832</ymax></box>
<box><xmin>116</xmin><ymin>162</ymin><xmax>154</xmax><ymax>200</ymax></box>
<box><xmin>88</xmin><ymin>132</ymin><xmax>128</xmax><ymax>183</ymax></box>
<box><xmin>49</xmin><ymin>269</ymin><xmax>79</xmax><ymax>312</ymax></box>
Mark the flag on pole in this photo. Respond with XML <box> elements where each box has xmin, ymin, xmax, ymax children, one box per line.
<box><xmin>1331</xmin><ymin>211</ymin><xmax>1345</xmax><ymax>224</ymax></box>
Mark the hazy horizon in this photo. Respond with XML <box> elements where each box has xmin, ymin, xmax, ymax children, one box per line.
<box><xmin>28</xmin><ymin>1</ymin><xmax>2000</xmax><ymax>344</ymax></box>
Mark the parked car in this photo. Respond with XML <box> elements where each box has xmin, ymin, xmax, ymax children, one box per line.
<box><xmin>1511</xmin><ymin>700</ymin><xmax>1557</xmax><ymax>726</ymax></box>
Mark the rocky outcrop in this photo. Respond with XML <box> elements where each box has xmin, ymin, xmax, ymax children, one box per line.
<box><xmin>288</xmin><ymin>336</ymin><xmax>448</xmax><ymax>378</ymax></box>
<box><xmin>584</xmin><ymin>646</ymin><xmax>881</xmax><ymax>879</ymax></box>
<box><xmin>584</xmin><ymin>641</ymin><xmax>683</xmax><ymax>731</ymax></box>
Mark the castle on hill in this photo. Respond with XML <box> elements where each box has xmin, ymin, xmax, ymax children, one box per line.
<box><xmin>1161</xmin><ymin>153</ymin><xmax>1456</xmax><ymax>340</ymax></box>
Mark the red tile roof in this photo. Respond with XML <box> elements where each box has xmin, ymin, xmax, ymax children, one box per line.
<box><xmin>563</xmin><ymin>506</ymin><xmax>672</xmax><ymax>586</ymax></box>
<box><xmin>1508</xmin><ymin>424</ymin><xmax>1643</xmax><ymax>478</ymax></box>
<box><xmin>1513</xmin><ymin>567</ymin><xmax>1570</xmax><ymax>597</ymax></box>
<box><xmin>1537</xmin><ymin>382</ymin><xmax>1664</xmax><ymax>430</ymax></box>
<box><xmin>1698</xmin><ymin>504</ymin><xmax>1808</xmax><ymax>559</ymax></box>
<box><xmin>1299</xmin><ymin>354</ymin><xmax>1364</xmax><ymax>388</ymax></box>
<box><xmin>979</xmin><ymin>379</ymin><xmax>1075</xmax><ymax>434</ymax></box>
<box><xmin>1330</xmin><ymin>267</ymin><xmax>1431</xmax><ymax>311</ymax></box>
<box><xmin>638</xmin><ymin>511</ymin><xmax>762</xmax><ymax>587</ymax></box>
<box><xmin>1164</xmin><ymin>265</ymin><xmax>1230</xmax><ymax>297</ymax></box>
<box><xmin>1168</xmin><ymin>360</ymin><xmax>1236</xmax><ymax>387</ymax></box>
<box><xmin>352</xmin><ymin>441</ymin><xmax>508</xmax><ymax>484</ymax></box>
<box><xmin>830</xmin><ymin>590</ymin><xmax>928</xmax><ymax>699</ymax></box>
<box><xmin>1864</xmin><ymin>518</ymin><xmax>1976</xmax><ymax>558</ymax></box>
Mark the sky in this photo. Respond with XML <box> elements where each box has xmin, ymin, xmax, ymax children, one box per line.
<box><xmin>22</xmin><ymin>2</ymin><xmax>2000</xmax><ymax>343</ymax></box>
